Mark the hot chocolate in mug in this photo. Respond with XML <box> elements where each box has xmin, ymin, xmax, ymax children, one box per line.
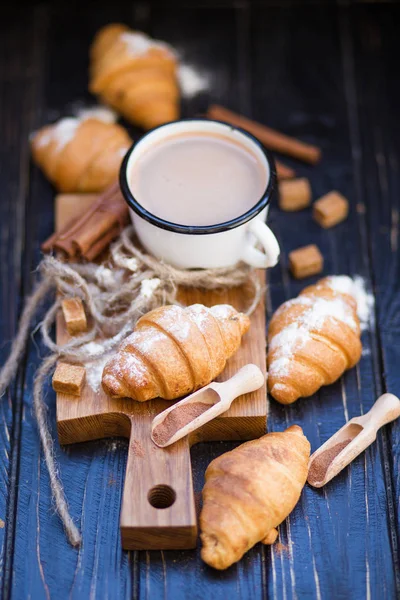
<box><xmin>120</xmin><ymin>119</ymin><xmax>280</xmax><ymax>270</ymax></box>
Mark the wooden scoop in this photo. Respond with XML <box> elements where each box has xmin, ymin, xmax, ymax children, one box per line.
<box><xmin>151</xmin><ymin>364</ymin><xmax>265</xmax><ymax>448</ymax></box>
<box><xmin>308</xmin><ymin>393</ymin><xmax>400</xmax><ymax>488</ymax></box>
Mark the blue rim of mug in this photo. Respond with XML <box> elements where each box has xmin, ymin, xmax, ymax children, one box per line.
<box><xmin>119</xmin><ymin>118</ymin><xmax>277</xmax><ymax>235</ymax></box>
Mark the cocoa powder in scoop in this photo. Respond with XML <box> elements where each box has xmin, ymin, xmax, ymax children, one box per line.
<box><xmin>308</xmin><ymin>438</ymin><xmax>353</xmax><ymax>484</ymax></box>
<box><xmin>153</xmin><ymin>402</ymin><xmax>213</xmax><ymax>446</ymax></box>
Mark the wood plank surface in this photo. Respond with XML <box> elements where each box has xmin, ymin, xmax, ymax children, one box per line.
<box><xmin>0</xmin><ymin>6</ymin><xmax>51</xmax><ymax>597</ymax></box>
<box><xmin>0</xmin><ymin>1</ymin><xmax>398</xmax><ymax>599</ymax></box>
<box><xmin>6</xmin><ymin>5</ymin><xmax>135</xmax><ymax>600</ymax></box>
<box><xmin>251</xmin><ymin>4</ymin><xmax>399</xmax><ymax>598</ymax></box>
<box><xmin>350</xmin><ymin>4</ymin><xmax>400</xmax><ymax>590</ymax></box>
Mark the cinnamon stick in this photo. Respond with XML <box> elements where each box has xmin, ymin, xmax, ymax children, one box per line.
<box><xmin>207</xmin><ymin>104</ymin><xmax>321</xmax><ymax>165</ymax></box>
<box><xmin>84</xmin><ymin>224</ymin><xmax>122</xmax><ymax>261</ymax></box>
<box><xmin>42</xmin><ymin>182</ymin><xmax>129</xmax><ymax>261</ymax></box>
<box><xmin>275</xmin><ymin>161</ymin><xmax>296</xmax><ymax>180</ymax></box>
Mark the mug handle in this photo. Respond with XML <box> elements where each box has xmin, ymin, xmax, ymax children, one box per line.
<box><xmin>241</xmin><ymin>219</ymin><xmax>280</xmax><ymax>268</ymax></box>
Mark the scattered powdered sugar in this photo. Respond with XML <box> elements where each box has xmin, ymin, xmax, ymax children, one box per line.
<box><xmin>137</xmin><ymin>330</ymin><xmax>166</xmax><ymax>354</ymax></box>
<box><xmin>121</xmin><ymin>31</ymin><xmax>208</xmax><ymax>98</ymax></box>
<box><xmin>124</xmin><ymin>257</ymin><xmax>139</xmax><ymax>272</ymax></box>
<box><xmin>76</xmin><ymin>106</ymin><xmax>117</xmax><ymax>123</ymax></box>
<box><xmin>101</xmin><ymin>349</ymin><xmax>148</xmax><ymax>392</ymax></box>
<box><xmin>324</xmin><ymin>275</ymin><xmax>374</xmax><ymax>330</ymax></box>
<box><xmin>350</xmin><ymin>276</ymin><xmax>375</xmax><ymax>329</ymax></box>
<box><xmin>304</xmin><ymin>297</ymin><xmax>357</xmax><ymax>332</ymax></box>
<box><xmin>120</xmin><ymin>351</ymin><xmax>148</xmax><ymax>387</ymax></box>
<box><xmin>86</xmin><ymin>353</ymin><xmax>112</xmax><ymax>393</ymax></box>
<box><xmin>190</xmin><ymin>304</ymin><xmax>208</xmax><ymax>314</ymax></box>
<box><xmin>324</xmin><ymin>275</ymin><xmax>354</xmax><ymax>296</ymax></box>
<box><xmin>95</xmin><ymin>265</ymin><xmax>122</xmax><ymax>289</ymax></box>
<box><xmin>140</xmin><ymin>278</ymin><xmax>161</xmax><ymax>298</ymax></box>
<box><xmin>36</xmin><ymin>117</ymin><xmax>79</xmax><ymax>150</ymax></box>
<box><xmin>269</xmin><ymin>294</ymin><xmax>357</xmax><ymax>378</ymax></box>
<box><xmin>273</xmin><ymin>296</ymin><xmax>356</xmax><ymax>334</ymax></box>
<box><xmin>120</xmin><ymin>31</ymin><xmax>176</xmax><ymax>59</ymax></box>
<box><xmin>269</xmin><ymin>357</ymin><xmax>292</xmax><ymax>378</ymax></box>
<box><xmin>178</xmin><ymin>64</ymin><xmax>209</xmax><ymax>98</ymax></box>
<box><xmin>145</xmin><ymin>305</ymin><xmax>191</xmax><ymax>343</ymax></box>
<box><xmin>34</xmin><ymin>105</ymin><xmax>117</xmax><ymax>151</ymax></box>
<box><xmin>272</xmin><ymin>296</ymin><xmax>313</xmax><ymax>322</ymax></box>
<box><xmin>269</xmin><ymin>321</ymin><xmax>311</xmax><ymax>354</ymax></box>
<box><xmin>210</xmin><ymin>304</ymin><xmax>234</xmax><ymax>319</ymax></box>
<box><xmin>81</xmin><ymin>341</ymin><xmax>107</xmax><ymax>359</ymax></box>
<box><xmin>269</xmin><ymin>275</ymin><xmax>375</xmax><ymax>379</ymax></box>
<box><xmin>187</xmin><ymin>304</ymin><xmax>210</xmax><ymax>331</ymax></box>
<box><xmin>168</xmin><ymin>314</ymin><xmax>191</xmax><ymax>341</ymax></box>
<box><xmin>269</xmin><ymin>382</ymin><xmax>288</xmax><ymax>393</ymax></box>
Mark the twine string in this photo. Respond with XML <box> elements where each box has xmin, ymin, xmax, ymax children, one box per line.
<box><xmin>0</xmin><ymin>226</ymin><xmax>263</xmax><ymax>547</ymax></box>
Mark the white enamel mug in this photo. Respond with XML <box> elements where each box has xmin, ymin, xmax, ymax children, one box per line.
<box><xmin>120</xmin><ymin>119</ymin><xmax>280</xmax><ymax>270</ymax></box>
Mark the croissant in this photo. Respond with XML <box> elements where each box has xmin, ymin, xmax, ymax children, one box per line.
<box><xmin>89</xmin><ymin>24</ymin><xmax>180</xmax><ymax>130</ymax></box>
<box><xmin>267</xmin><ymin>277</ymin><xmax>362</xmax><ymax>404</ymax></box>
<box><xmin>31</xmin><ymin>110</ymin><xmax>132</xmax><ymax>193</ymax></box>
<box><xmin>102</xmin><ymin>303</ymin><xmax>250</xmax><ymax>401</ymax></box>
<box><xmin>200</xmin><ymin>425</ymin><xmax>310</xmax><ymax>570</ymax></box>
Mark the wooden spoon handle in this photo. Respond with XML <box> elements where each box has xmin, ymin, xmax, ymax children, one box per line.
<box><xmin>364</xmin><ymin>393</ymin><xmax>400</xmax><ymax>431</ymax></box>
<box><xmin>120</xmin><ymin>402</ymin><xmax>197</xmax><ymax>550</ymax></box>
<box><xmin>217</xmin><ymin>364</ymin><xmax>265</xmax><ymax>407</ymax></box>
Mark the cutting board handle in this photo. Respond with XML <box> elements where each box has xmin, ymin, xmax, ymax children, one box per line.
<box><xmin>120</xmin><ymin>402</ymin><xmax>197</xmax><ymax>550</ymax></box>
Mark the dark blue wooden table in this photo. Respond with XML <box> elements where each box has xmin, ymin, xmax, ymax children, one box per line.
<box><xmin>0</xmin><ymin>1</ymin><xmax>399</xmax><ymax>598</ymax></box>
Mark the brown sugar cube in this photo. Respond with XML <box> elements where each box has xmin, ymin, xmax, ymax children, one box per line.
<box><xmin>52</xmin><ymin>362</ymin><xmax>86</xmax><ymax>396</ymax></box>
<box><xmin>313</xmin><ymin>191</ymin><xmax>349</xmax><ymax>228</ymax></box>
<box><xmin>279</xmin><ymin>178</ymin><xmax>312</xmax><ymax>211</ymax></box>
<box><xmin>289</xmin><ymin>244</ymin><xmax>324</xmax><ymax>279</ymax></box>
<box><xmin>61</xmin><ymin>297</ymin><xmax>87</xmax><ymax>335</ymax></box>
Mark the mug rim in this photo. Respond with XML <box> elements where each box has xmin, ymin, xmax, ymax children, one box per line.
<box><xmin>119</xmin><ymin>117</ymin><xmax>276</xmax><ymax>235</ymax></box>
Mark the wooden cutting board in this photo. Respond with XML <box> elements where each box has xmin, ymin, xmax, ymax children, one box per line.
<box><xmin>55</xmin><ymin>194</ymin><xmax>267</xmax><ymax>550</ymax></box>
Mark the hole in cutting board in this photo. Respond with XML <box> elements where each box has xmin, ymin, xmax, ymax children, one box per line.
<box><xmin>148</xmin><ymin>485</ymin><xmax>176</xmax><ymax>509</ymax></box>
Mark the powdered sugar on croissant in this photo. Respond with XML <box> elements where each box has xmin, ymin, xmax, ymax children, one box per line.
<box><xmin>30</xmin><ymin>108</ymin><xmax>131</xmax><ymax>193</ymax></box>
<box><xmin>102</xmin><ymin>303</ymin><xmax>250</xmax><ymax>401</ymax></box>
<box><xmin>89</xmin><ymin>24</ymin><xmax>179</xmax><ymax>130</ymax></box>
<box><xmin>267</xmin><ymin>278</ymin><xmax>362</xmax><ymax>404</ymax></box>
